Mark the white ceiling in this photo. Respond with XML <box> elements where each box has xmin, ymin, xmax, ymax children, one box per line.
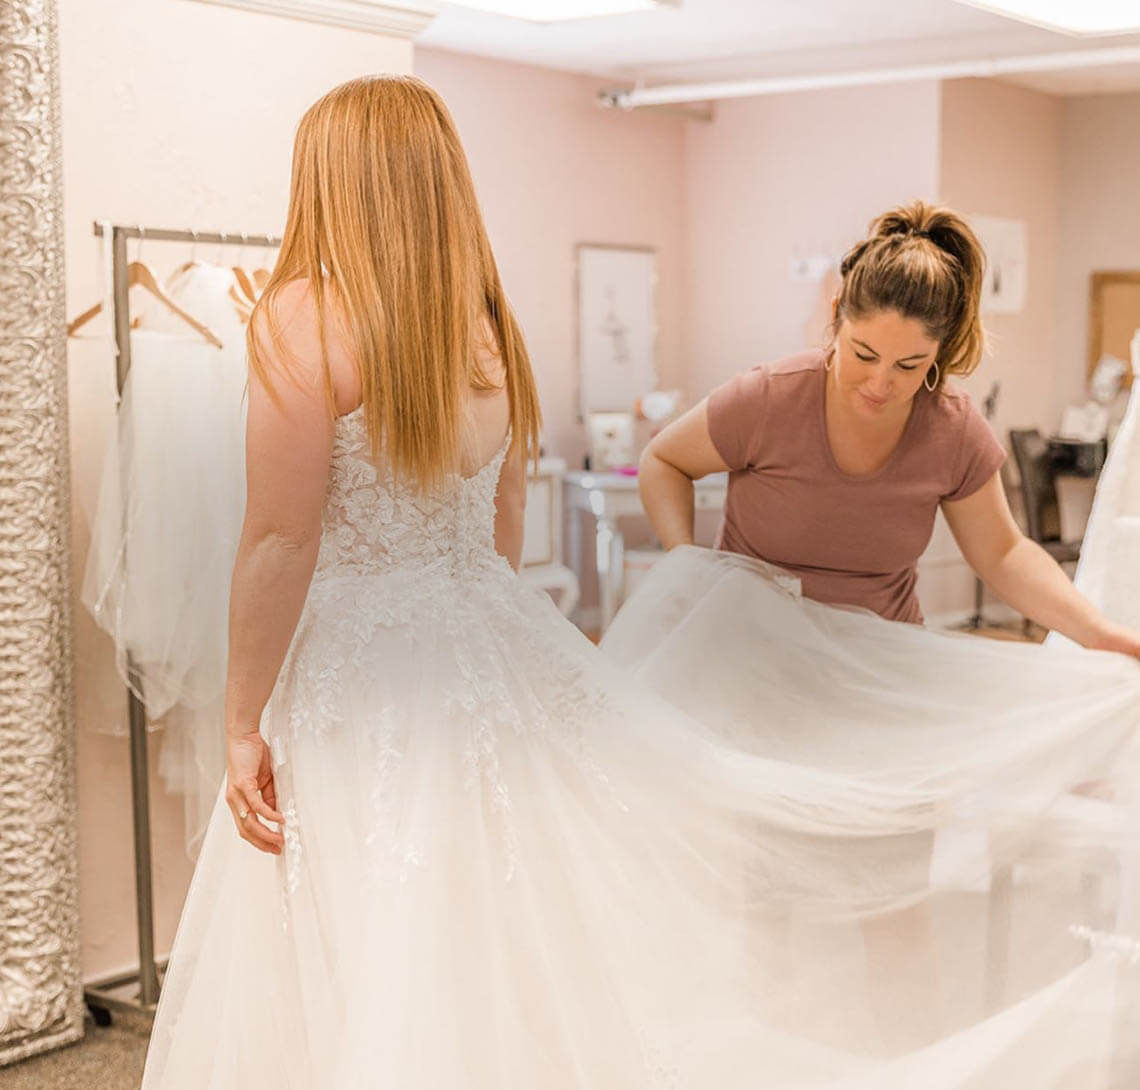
<box><xmin>418</xmin><ymin>0</ymin><xmax>1140</xmax><ymax>96</ymax></box>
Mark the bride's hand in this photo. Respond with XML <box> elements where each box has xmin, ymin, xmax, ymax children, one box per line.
<box><xmin>225</xmin><ymin>730</ymin><xmax>286</xmax><ymax>855</ymax></box>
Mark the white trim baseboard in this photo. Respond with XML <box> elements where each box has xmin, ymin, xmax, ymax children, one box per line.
<box><xmin>185</xmin><ymin>0</ymin><xmax>440</xmax><ymax>37</ymax></box>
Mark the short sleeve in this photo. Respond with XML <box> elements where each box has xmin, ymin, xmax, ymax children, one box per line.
<box><xmin>705</xmin><ymin>366</ymin><xmax>770</xmax><ymax>471</ymax></box>
<box><xmin>943</xmin><ymin>395</ymin><xmax>1007</xmax><ymax>503</ymax></box>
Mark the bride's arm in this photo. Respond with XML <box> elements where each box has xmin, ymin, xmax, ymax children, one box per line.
<box><xmin>224</xmin><ymin>287</ymin><xmax>336</xmax><ymax>742</ymax></box>
<box><xmin>494</xmin><ymin>445</ymin><xmax>527</xmax><ymax>571</ymax></box>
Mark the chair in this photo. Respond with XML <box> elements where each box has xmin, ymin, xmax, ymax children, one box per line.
<box><xmin>1008</xmin><ymin>428</ymin><xmax>1082</xmax><ymax>565</ymax></box>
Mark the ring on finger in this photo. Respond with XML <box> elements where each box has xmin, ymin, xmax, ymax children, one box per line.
<box><xmin>239</xmin><ymin>808</ymin><xmax>249</xmax><ymax>820</ymax></box>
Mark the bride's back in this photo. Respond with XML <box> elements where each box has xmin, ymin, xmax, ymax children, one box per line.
<box><xmin>247</xmin><ymin>75</ymin><xmax>540</xmax><ymax>497</ymax></box>
<box><xmin>321</xmin><ymin>306</ymin><xmax>512</xmax><ymax>482</ymax></box>
<box><xmin>306</xmin><ymin>331</ymin><xmax>513</xmax><ymax>585</ymax></box>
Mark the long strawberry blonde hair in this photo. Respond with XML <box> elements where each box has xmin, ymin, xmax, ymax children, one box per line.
<box><xmin>247</xmin><ymin>75</ymin><xmax>541</xmax><ymax>488</ymax></box>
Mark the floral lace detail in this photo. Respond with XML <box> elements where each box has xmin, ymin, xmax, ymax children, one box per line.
<box><xmin>265</xmin><ymin>409</ymin><xmax>632</xmax><ymax>931</ymax></box>
<box><xmin>314</xmin><ymin>407</ymin><xmax>511</xmax><ymax>578</ymax></box>
<box><xmin>276</xmin><ymin>799</ymin><xmax>302</xmax><ymax>933</ymax></box>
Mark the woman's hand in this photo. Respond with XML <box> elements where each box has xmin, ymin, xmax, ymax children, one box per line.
<box><xmin>944</xmin><ymin>476</ymin><xmax>1140</xmax><ymax>663</ymax></box>
<box><xmin>225</xmin><ymin>730</ymin><xmax>286</xmax><ymax>855</ymax></box>
<box><xmin>1087</xmin><ymin>622</ymin><xmax>1140</xmax><ymax>663</ymax></box>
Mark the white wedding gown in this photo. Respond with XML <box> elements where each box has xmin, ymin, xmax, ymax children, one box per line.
<box><xmin>141</xmin><ymin>403</ymin><xmax>1140</xmax><ymax>1089</ymax></box>
<box><xmin>1051</xmin><ymin>331</ymin><xmax>1140</xmax><ymax>639</ymax></box>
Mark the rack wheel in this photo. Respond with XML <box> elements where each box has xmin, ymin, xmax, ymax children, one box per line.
<box><xmin>86</xmin><ymin>1001</ymin><xmax>113</xmax><ymax>1028</ymax></box>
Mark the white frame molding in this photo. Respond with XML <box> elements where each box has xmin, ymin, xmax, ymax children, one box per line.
<box><xmin>186</xmin><ymin>0</ymin><xmax>441</xmax><ymax>37</ymax></box>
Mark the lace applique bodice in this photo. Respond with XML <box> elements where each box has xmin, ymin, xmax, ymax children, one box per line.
<box><xmin>314</xmin><ymin>406</ymin><xmax>511</xmax><ymax>579</ymax></box>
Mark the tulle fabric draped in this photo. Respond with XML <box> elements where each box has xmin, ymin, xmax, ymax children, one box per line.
<box><xmin>80</xmin><ymin>330</ymin><xmax>245</xmax><ymax>719</ymax></box>
<box><xmin>78</xmin><ymin>262</ymin><xmax>248</xmax><ymax>858</ymax></box>
<box><xmin>142</xmin><ymin>546</ymin><xmax>1140</xmax><ymax>1089</ymax></box>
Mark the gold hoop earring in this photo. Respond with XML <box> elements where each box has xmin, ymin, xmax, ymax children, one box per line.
<box><xmin>824</xmin><ymin>350</ymin><xmax>834</xmax><ymax>372</ymax></box>
<box><xmin>923</xmin><ymin>362</ymin><xmax>940</xmax><ymax>392</ymax></box>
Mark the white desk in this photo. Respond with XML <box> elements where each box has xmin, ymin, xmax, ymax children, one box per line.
<box><xmin>564</xmin><ymin>470</ymin><xmax>728</xmax><ymax>633</ymax></box>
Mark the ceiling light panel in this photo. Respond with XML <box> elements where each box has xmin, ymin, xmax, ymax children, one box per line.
<box><xmin>447</xmin><ymin>0</ymin><xmax>672</xmax><ymax>23</ymax></box>
<box><xmin>955</xmin><ymin>0</ymin><xmax>1140</xmax><ymax>35</ymax></box>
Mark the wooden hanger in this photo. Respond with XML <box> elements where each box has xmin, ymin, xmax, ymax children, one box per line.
<box><xmin>165</xmin><ymin>230</ymin><xmax>206</xmax><ymax>291</ymax></box>
<box><xmin>168</xmin><ymin>257</ymin><xmax>204</xmax><ymax>282</ymax></box>
<box><xmin>67</xmin><ymin>261</ymin><xmax>223</xmax><ymax>348</ymax></box>
<box><xmin>228</xmin><ymin>281</ymin><xmax>253</xmax><ymax>324</ymax></box>
<box><xmin>232</xmin><ymin>266</ymin><xmax>258</xmax><ymax>306</ymax></box>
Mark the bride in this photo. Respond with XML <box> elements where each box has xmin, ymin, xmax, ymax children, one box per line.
<box><xmin>140</xmin><ymin>75</ymin><xmax>1140</xmax><ymax>1089</ymax></box>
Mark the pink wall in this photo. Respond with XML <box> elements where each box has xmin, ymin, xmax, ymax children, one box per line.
<box><xmin>683</xmin><ymin>80</ymin><xmax>943</xmax><ymax>397</ymax></box>
<box><xmin>1056</xmin><ymin>92</ymin><xmax>1140</xmax><ymax>412</ymax></box>
<box><xmin>923</xmin><ymin>78</ymin><xmax>1064</xmax><ymax>618</ymax></box>
<box><xmin>414</xmin><ymin>48</ymin><xmax>689</xmax><ymax>467</ymax></box>
<box><xmin>939</xmin><ymin>78</ymin><xmax>1063</xmax><ymax>441</ymax></box>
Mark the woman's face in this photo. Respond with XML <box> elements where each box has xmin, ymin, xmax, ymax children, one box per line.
<box><xmin>830</xmin><ymin>309</ymin><xmax>939</xmax><ymax>421</ymax></box>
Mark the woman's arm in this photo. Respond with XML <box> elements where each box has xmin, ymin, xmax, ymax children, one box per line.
<box><xmin>639</xmin><ymin>399</ymin><xmax>731</xmax><ymax>549</ymax></box>
<box><xmin>494</xmin><ymin>446</ymin><xmax>527</xmax><ymax>571</ymax></box>
<box><xmin>942</xmin><ymin>472</ymin><xmax>1140</xmax><ymax>658</ymax></box>
<box><xmin>223</xmin><ymin>283</ymin><xmax>338</xmax><ymax>851</ymax></box>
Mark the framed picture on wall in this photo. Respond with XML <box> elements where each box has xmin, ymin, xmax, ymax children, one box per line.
<box><xmin>586</xmin><ymin>411</ymin><xmax>636</xmax><ymax>472</ymax></box>
<box><xmin>1089</xmin><ymin>270</ymin><xmax>1140</xmax><ymax>391</ymax></box>
<box><xmin>575</xmin><ymin>243</ymin><xmax>657</xmax><ymax>422</ymax></box>
<box><xmin>971</xmin><ymin>215</ymin><xmax>1028</xmax><ymax>315</ymax></box>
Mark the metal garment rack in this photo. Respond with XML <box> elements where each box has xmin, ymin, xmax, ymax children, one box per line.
<box><xmin>82</xmin><ymin>221</ymin><xmax>281</xmax><ymax>1024</ymax></box>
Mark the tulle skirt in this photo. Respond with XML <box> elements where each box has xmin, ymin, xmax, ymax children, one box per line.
<box><xmin>141</xmin><ymin>549</ymin><xmax>1140</xmax><ymax>1089</ymax></box>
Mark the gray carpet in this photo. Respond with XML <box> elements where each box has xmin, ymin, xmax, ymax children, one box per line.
<box><xmin>4</xmin><ymin>1008</ymin><xmax>151</xmax><ymax>1090</ymax></box>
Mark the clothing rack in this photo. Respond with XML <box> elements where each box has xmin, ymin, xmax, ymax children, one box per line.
<box><xmin>83</xmin><ymin>221</ymin><xmax>281</xmax><ymax>1025</ymax></box>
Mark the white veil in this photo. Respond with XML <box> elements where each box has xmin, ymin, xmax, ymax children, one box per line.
<box><xmin>78</xmin><ymin>253</ymin><xmax>249</xmax><ymax>860</ymax></box>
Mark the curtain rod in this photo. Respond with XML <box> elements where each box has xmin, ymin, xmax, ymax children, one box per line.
<box><xmin>92</xmin><ymin>222</ymin><xmax>282</xmax><ymax>247</ymax></box>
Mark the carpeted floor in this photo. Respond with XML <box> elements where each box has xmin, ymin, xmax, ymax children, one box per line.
<box><xmin>5</xmin><ymin>1007</ymin><xmax>151</xmax><ymax>1090</ymax></box>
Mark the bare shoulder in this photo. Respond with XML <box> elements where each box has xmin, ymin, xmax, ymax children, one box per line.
<box><xmin>256</xmin><ymin>277</ymin><xmax>320</xmax><ymax>348</ymax></box>
<box><xmin>252</xmin><ymin>278</ymin><xmax>359</xmax><ymax>411</ymax></box>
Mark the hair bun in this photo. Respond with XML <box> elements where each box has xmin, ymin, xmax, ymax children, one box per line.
<box><xmin>871</xmin><ymin>202</ymin><xmax>940</xmax><ymax>243</ymax></box>
<box><xmin>834</xmin><ymin>200</ymin><xmax>987</xmax><ymax>387</ymax></box>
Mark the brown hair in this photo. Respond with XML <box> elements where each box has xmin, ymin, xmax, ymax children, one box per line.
<box><xmin>248</xmin><ymin>75</ymin><xmax>541</xmax><ymax>488</ymax></box>
<box><xmin>832</xmin><ymin>201</ymin><xmax>987</xmax><ymax>391</ymax></box>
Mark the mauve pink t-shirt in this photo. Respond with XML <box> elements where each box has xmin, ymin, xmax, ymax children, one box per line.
<box><xmin>705</xmin><ymin>349</ymin><xmax>1006</xmax><ymax>624</ymax></box>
